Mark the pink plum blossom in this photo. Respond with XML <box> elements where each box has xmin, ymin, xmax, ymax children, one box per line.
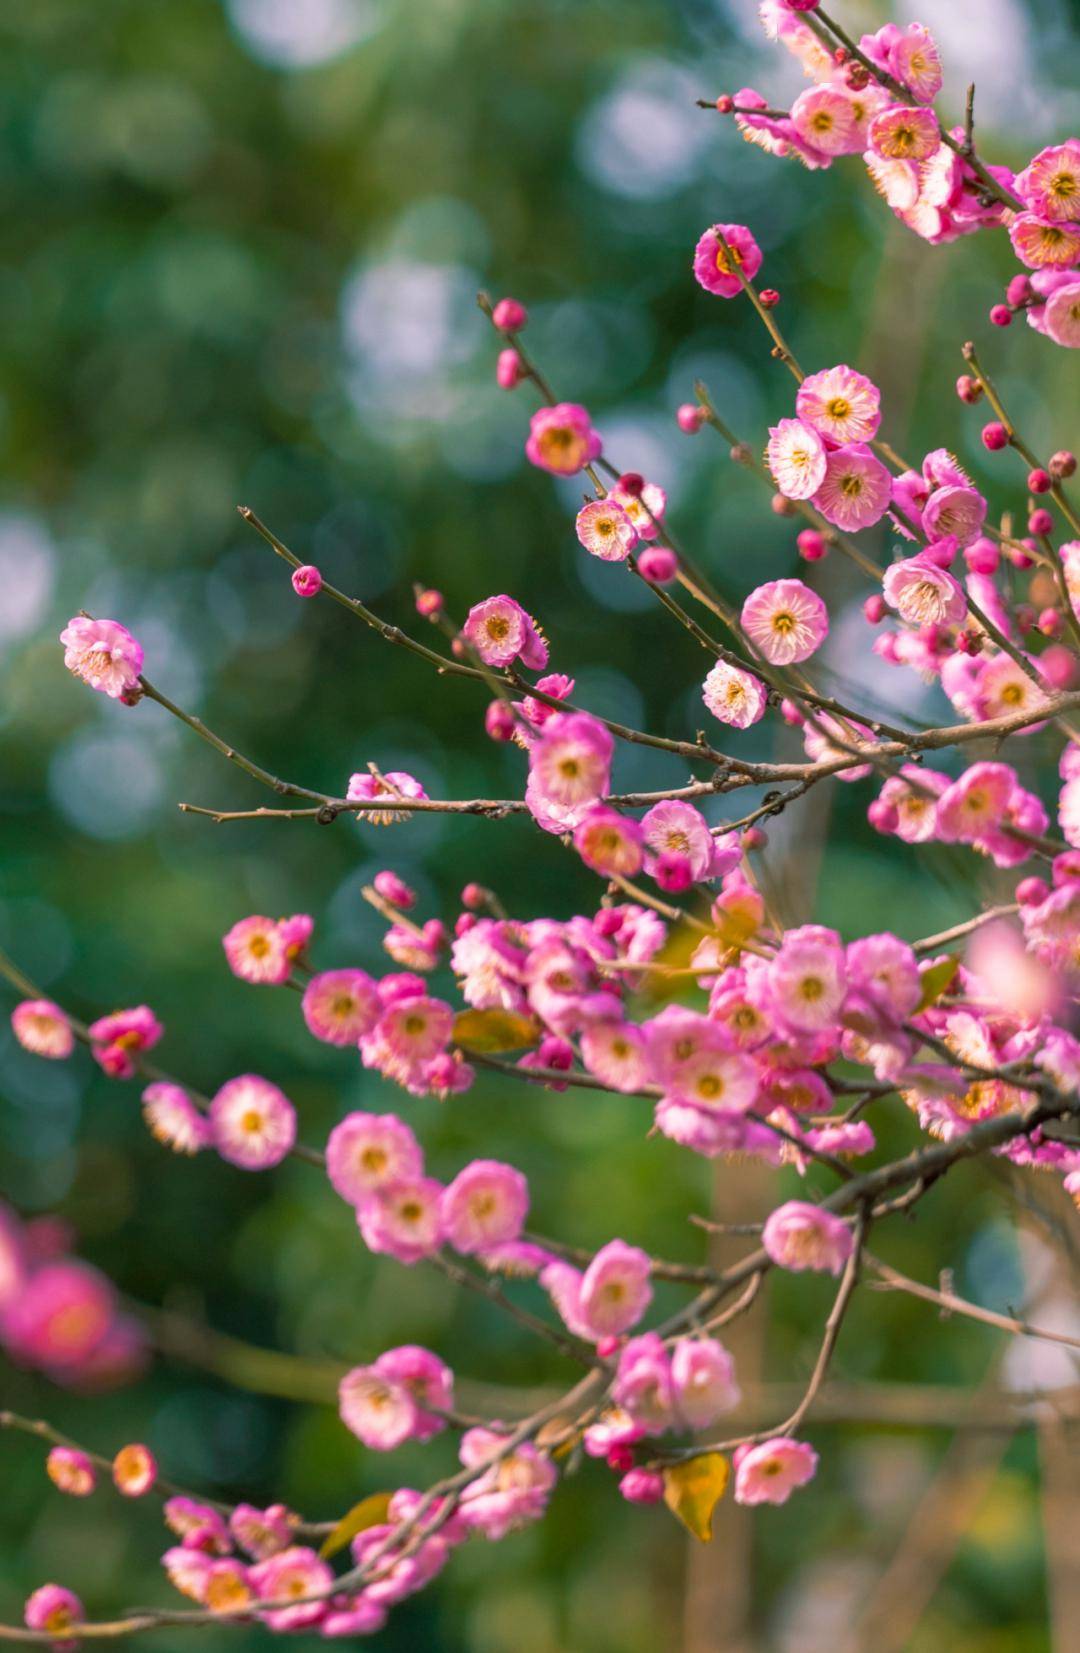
<box><xmin>733</xmin><ymin>1438</ymin><xmax>818</xmax><ymax>1505</ymax></box>
<box><xmin>525</xmin><ymin>403</ymin><xmax>602</xmax><ymax>475</ymax></box>
<box><xmin>575</xmin><ymin>498</ymin><xmax>638</xmax><ymax>561</ymax></box>
<box><xmin>692</xmin><ymin>223</ymin><xmax>762</xmax><ymax>298</ymax></box>
<box><xmin>358</xmin><ymin>1177</ymin><xmax>444</xmax><ymax>1264</ymax></box>
<box><xmin>796</xmin><ymin>365</ymin><xmax>881</xmax><ymax>447</ymax></box>
<box><xmin>578</xmin><ymin>1240</ymin><xmax>652</xmax><ymax>1338</ymax></box>
<box><xmin>302</xmin><ymin>969</ymin><xmax>381</xmax><ymax>1045</ymax></box>
<box><xmin>60</xmin><ymin>616</ymin><xmax>143</xmax><ymax>700</ymax></box>
<box><xmin>325</xmin><ymin>1111</ymin><xmax>423</xmax><ymax>1207</ymax></box>
<box><xmin>702</xmin><ymin>660</ymin><xmax>768</xmax><ymax>728</ymax></box>
<box><xmin>741</xmin><ymin>578</ymin><xmax>829</xmax><ymax>665</ymax></box>
<box><xmin>209</xmin><ymin>1075</ymin><xmax>296</xmax><ymax>1170</ymax></box>
<box><xmin>11</xmin><ymin>1000</ymin><xmax>74</xmax><ymax>1060</ymax></box>
<box><xmin>440</xmin><ymin>1160</ymin><xmax>529</xmax><ymax>1255</ymax></box>
<box><xmin>462</xmin><ymin>595</ymin><xmax>548</xmax><ymax>669</ymax></box>
<box><xmin>762</xmin><ymin>1200</ymin><xmax>854</xmax><ymax>1275</ymax></box>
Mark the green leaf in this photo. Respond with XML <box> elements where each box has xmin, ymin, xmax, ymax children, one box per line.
<box><xmin>453</xmin><ymin>1008</ymin><xmax>540</xmax><ymax>1053</ymax></box>
<box><xmin>917</xmin><ymin>954</ymin><xmax>959</xmax><ymax>1011</ymax></box>
<box><xmin>318</xmin><ymin>1492</ymin><xmax>393</xmax><ymax>1559</ymax></box>
<box><xmin>662</xmin><ymin>1453</ymin><xmax>730</xmax><ymax>1542</ymax></box>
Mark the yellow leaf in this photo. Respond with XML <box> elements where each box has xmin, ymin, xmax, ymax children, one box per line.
<box><xmin>917</xmin><ymin>954</ymin><xmax>959</xmax><ymax>1011</ymax></box>
<box><xmin>318</xmin><ymin>1492</ymin><xmax>393</xmax><ymax>1559</ymax></box>
<box><xmin>453</xmin><ymin>1008</ymin><xmax>540</xmax><ymax>1053</ymax></box>
<box><xmin>662</xmin><ymin>1453</ymin><xmax>730</xmax><ymax>1542</ymax></box>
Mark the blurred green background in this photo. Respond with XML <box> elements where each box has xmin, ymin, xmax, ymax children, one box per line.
<box><xmin>2</xmin><ymin>1</ymin><xmax>1080</xmax><ymax>1648</ymax></box>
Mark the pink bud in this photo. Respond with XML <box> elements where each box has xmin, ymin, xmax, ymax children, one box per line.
<box><xmin>923</xmin><ymin>536</ymin><xmax>958</xmax><ymax>569</ymax></box>
<box><xmin>863</xmin><ymin>594</ymin><xmax>886</xmax><ymax>624</ymax></box>
<box><xmin>484</xmin><ymin>700</ymin><xmax>516</xmax><ymax>742</ymax></box>
<box><xmin>291</xmin><ymin>564</ymin><xmax>322</xmax><ymax>598</ymax></box>
<box><xmin>1038</xmin><ymin>607</ymin><xmax>1063</xmax><ymax>637</ymax></box>
<box><xmin>1029</xmin><ymin>508</ymin><xmax>1054</xmax><ymax>537</ymax></box>
<box><xmin>1015</xmin><ymin>875</ymin><xmax>1049</xmax><ymax>906</ymax></box>
<box><xmin>1040</xmin><ymin>644</ymin><xmax>1080</xmax><ymax>690</ymax></box>
<box><xmin>677</xmin><ymin>402</ymin><xmax>705</xmax><ymax>434</ymax></box>
<box><xmin>1053</xmin><ymin>850</ymin><xmax>1080</xmax><ymax>886</ymax></box>
<box><xmin>964</xmin><ymin>537</ymin><xmax>999</xmax><ymax>575</ymax></box>
<box><xmin>796</xmin><ymin>528</ymin><xmax>826</xmax><ymax>561</ymax></box>
<box><xmin>770</xmin><ymin>492</ymin><xmax>795</xmax><ymax>516</ymax></box>
<box><xmin>415</xmin><ymin>587</ymin><xmax>443</xmax><ymax>617</ymax></box>
<box><xmin>597</xmin><ymin>1335</ymin><xmax>623</xmax><ymax>1361</ymax></box>
<box><xmin>1006</xmin><ymin>274</ymin><xmax>1033</xmax><ymax>308</ymax></box>
<box><xmin>594</xmin><ymin>908</ymin><xmax>623</xmax><ymax>937</ymax></box>
<box><xmin>955</xmin><ymin>374</ymin><xmax>982</xmax><ymax>404</ymax></box>
<box><xmin>618</xmin><ymin>472</ymin><xmax>645</xmax><ymax>497</ymax></box>
<box><xmin>654</xmin><ymin>851</ymin><xmax>693</xmax><ymax>893</ymax></box>
<box><xmin>637</xmin><ymin>546</ymin><xmax>677</xmax><ymax>584</ymax></box>
<box><xmin>606</xmin><ymin>1443</ymin><xmax>635</xmax><ymax>1471</ymax></box>
<box><xmin>989</xmin><ymin>304</ymin><xmax>1012</xmax><ymax>328</ymax></box>
<box><xmin>619</xmin><ymin>1469</ymin><xmax>665</xmax><ymax>1505</ymax></box>
<box><xmin>780</xmin><ymin>698</ymin><xmax>804</xmax><ymax>725</ymax></box>
<box><xmin>982</xmin><ymin>422</ymin><xmax>1009</xmax><ymax>451</ymax></box>
<box><xmin>741</xmin><ymin>826</ymin><xmax>767</xmax><ymax>851</ymax></box>
<box><xmin>1049</xmin><ymin>450</ymin><xmax>1077</xmax><ymax>480</ymax></box>
<box><xmin>492</xmin><ymin>297</ymin><xmax>527</xmax><ymax>333</ymax></box>
<box><xmin>1028</xmin><ymin>467</ymin><xmax>1052</xmax><ymax>494</ymax></box>
<box><xmin>496</xmin><ymin>348</ymin><xmax>524</xmax><ymax>389</ymax></box>
<box><xmin>373</xmin><ymin>870</ymin><xmax>416</xmax><ymax>910</ymax></box>
<box><xmin>423</xmin><ymin>918</ymin><xmax>447</xmax><ymax>949</ymax></box>
<box><xmin>759</xmin><ymin>288</ymin><xmax>780</xmax><ymax>309</ymax></box>
<box><xmin>455</xmin><ymin>912</ymin><xmax>478</xmax><ymax>937</ymax></box>
<box><xmin>461</xmin><ymin>883</ymin><xmax>486</xmax><ymax>910</ymax></box>
<box><xmin>716</xmin><ymin>94</ymin><xmax>735</xmax><ymax>113</ymax></box>
<box><xmin>867</xmin><ymin>798</ymin><xmax>899</xmax><ymax>835</ymax></box>
<box><xmin>1005</xmin><ymin>538</ymin><xmax>1036</xmax><ymax>570</ymax></box>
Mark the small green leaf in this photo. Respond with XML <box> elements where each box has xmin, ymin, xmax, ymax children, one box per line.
<box><xmin>318</xmin><ymin>1492</ymin><xmax>393</xmax><ymax>1559</ymax></box>
<box><xmin>917</xmin><ymin>954</ymin><xmax>959</xmax><ymax>1011</ymax></box>
<box><xmin>662</xmin><ymin>1452</ymin><xmax>730</xmax><ymax>1542</ymax></box>
<box><xmin>453</xmin><ymin>1008</ymin><xmax>540</xmax><ymax>1053</ymax></box>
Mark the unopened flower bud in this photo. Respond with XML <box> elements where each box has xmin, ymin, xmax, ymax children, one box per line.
<box><xmin>291</xmin><ymin>564</ymin><xmax>322</xmax><ymax>598</ymax></box>
<box><xmin>1038</xmin><ymin>607</ymin><xmax>1063</xmax><ymax>637</ymax></box>
<box><xmin>676</xmin><ymin>403</ymin><xmax>705</xmax><ymax>434</ymax></box>
<box><xmin>771</xmin><ymin>492</ymin><xmax>795</xmax><ymax>516</ymax></box>
<box><xmin>1015</xmin><ymin>875</ymin><xmax>1049</xmax><ymax>906</ymax></box>
<box><xmin>1049</xmin><ymin>449</ymin><xmax>1076</xmax><ymax>480</ymax></box>
<box><xmin>653</xmin><ymin>851</ymin><xmax>693</xmax><ymax>893</ymax></box>
<box><xmin>1006</xmin><ymin>274</ymin><xmax>1033</xmax><ymax>308</ymax></box>
<box><xmin>780</xmin><ymin>698</ymin><xmax>804</xmax><ymax>725</ymax></box>
<box><xmin>1029</xmin><ymin>508</ymin><xmax>1054</xmax><ymax>537</ymax></box>
<box><xmin>759</xmin><ymin>287</ymin><xmax>780</xmax><ymax>308</ymax></box>
<box><xmin>637</xmin><ymin>546</ymin><xmax>677</xmax><ymax>583</ymax></box>
<box><xmin>415</xmin><ymin>588</ymin><xmax>444</xmax><ymax>618</ymax></box>
<box><xmin>491</xmin><ymin>297</ymin><xmax>527</xmax><ymax>332</ymax></box>
<box><xmin>989</xmin><ymin>304</ymin><xmax>1012</xmax><ymax>328</ymax></box>
<box><xmin>496</xmin><ymin>347</ymin><xmax>525</xmax><ymax>389</ymax></box>
<box><xmin>619</xmin><ymin>1469</ymin><xmax>665</xmax><ymax>1505</ymax></box>
<box><xmin>1040</xmin><ymin>644</ymin><xmax>1080</xmax><ymax>690</ymax></box>
<box><xmin>955</xmin><ymin>374</ymin><xmax>983</xmax><ymax>404</ymax></box>
<box><xmin>982</xmin><ymin>422</ymin><xmax>1009</xmax><ymax>451</ymax></box>
<box><xmin>373</xmin><ymin>870</ymin><xmax>416</xmax><ymax>910</ymax></box>
<box><xmin>461</xmin><ymin>883</ymin><xmax>486</xmax><ymax>910</ymax></box>
<box><xmin>1028</xmin><ymin>468</ymin><xmax>1052</xmax><ymax>494</ymax></box>
<box><xmin>964</xmin><ymin>537</ymin><xmax>998</xmax><ymax>575</ymax></box>
<box><xmin>741</xmin><ymin>826</ymin><xmax>767</xmax><ymax>851</ymax></box>
<box><xmin>867</xmin><ymin>798</ymin><xmax>899</xmax><ymax>835</ymax></box>
<box><xmin>863</xmin><ymin>594</ymin><xmax>886</xmax><ymax>624</ymax></box>
<box><xmin>617</xmin><ymin>471</ymin><xmax>645</xmax><ymax>497</ymax></box>
<box><xmin>715</xmin><ymin>94</ymin><xmax>734</xmax><ymax>114</ymax></box>
<box><xmin>797</xmin><ymin>528</ymin><xmax>826</xmax><ymax>561</ymax></box>
<box><xmin>484</xmin><ymin>700</ymin><xmax>516</xmax><ymax>742</ymax></box>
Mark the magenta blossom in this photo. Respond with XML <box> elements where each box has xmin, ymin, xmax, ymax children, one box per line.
<box><xmin>741</xmin><ymin>578</ymin><xmax>829</xmax><ymax>665</ymax></box>
<box><xmin>525</xmin><ymin>403</ymin><xmax>602</xmax><ymax>475</ymax></box>
<box><xmin>462</xmin><ymin>594</ymin><xmax>548</xmax><ymax>669</ymax></box>
<box><xmin>882</xmin><ymin>552</ymin><xmax>967</xmax><ymax>626</ymax></box>
<box><xmin>693</xmin><ymin>222</ymin><xmax>762</xmax><ymax>298</ymax></box>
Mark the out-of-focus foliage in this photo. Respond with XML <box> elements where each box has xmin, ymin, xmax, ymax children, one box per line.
<box><xmin>1</xmin><ymin>1</ymin><xmax>1078</xmax><ymax>1648</ymax></box>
